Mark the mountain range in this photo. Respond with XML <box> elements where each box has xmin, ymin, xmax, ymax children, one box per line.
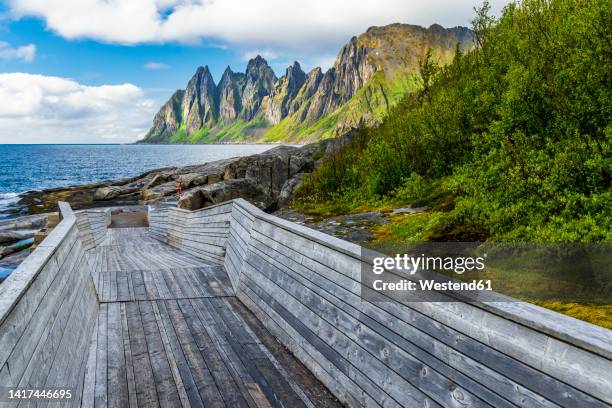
<box><xmin>139</xmin><ymin>23</ymin><xmax>473</xmax><ymax>144</ymax></box>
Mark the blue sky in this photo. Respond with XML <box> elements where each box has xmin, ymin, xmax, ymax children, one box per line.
<box><xmin>0</xmin><ymin>0</ymin><xmax>507</xmax><ymax>143</ymax></box>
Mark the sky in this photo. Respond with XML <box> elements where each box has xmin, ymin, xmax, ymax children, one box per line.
<box><xmin>0</xmin><ymin>0</ymin><xmax>508</xmax><ymax>144</ymax></box>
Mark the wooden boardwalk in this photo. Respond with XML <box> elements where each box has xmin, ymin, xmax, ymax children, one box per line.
<box><xmin>3</xmin><ymin>201</ymin><xmax>609</xmax><ymax>408</ymax></box>
<box><xmin>82</xmin><ymin>227</ymin><xmax>339</xmax><ymax>408</ymax></box>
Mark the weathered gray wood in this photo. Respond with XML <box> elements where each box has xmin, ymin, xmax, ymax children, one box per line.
<box><xmin>233</xmin><ymin>202</ymin><xmax>609</xmax><ymax>406</ymax></box>
<box><xmin>236</xmin><ymin>283</ymin><xmax>377</xmax><ymax>408</ymax></box>
<box><xmin>107</xmin><ymin>302</ymin><xmax>129</xmax><ymax>408</ymax></box>
<box><xmin>150</xmin><ymin>300</ymin><xmax>192</xmax><ymax>408</ymax></box>
<box><xmin>156</xmin><ymin>300</ymin><xmax>211</xmax><ymax>408</ymax></box>
<box><xmin>125</xmin><ymin>301</ymin><xmax>160</xmax><ymax>407</ymax></box>
<box><xmin>120</xmin><ymin>303</ymin><xmax>139</xmax><ymax>408</ymax></box>
<box><xmin>170</xmin><ymin>299</ymin><xmax>231</xmax><ymax>406</ymax></box>
<box><xmin>4</xmin><ymin>198</ymin><xmax>609</xmax><ymax>408</ymax></box>
<box><xmin>139</xmin><ymin>300</ymin><xmax>182</xmax><ymax>408</ymax></box>
<box><xmin>246</xmin><ymin>249</ymin><xmax>494</xmax><ymax>408</ymax></box>
<box><xmin>0</xmin><ymin>202</ymin><xmax>98</xmax><ymax>408</ymax></box>
<box><xmin>177</xmin><ymin>299</ymin><xmax>249</xmax><ymax>408</ymax></box>
<box><xmin>247</xmin><ymin>232</ymin><xmax>554</xmax><ymax>407</ymax></box>
<box><xmin>95</xmin><ymin>304</ymin><xmax>108</xmax><ymax>408</ymax></box>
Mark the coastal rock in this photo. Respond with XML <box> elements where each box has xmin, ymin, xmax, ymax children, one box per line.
<box><xmin>177</xmin><ymin>173</ymin><xmax>207</xmax><ymax>189</ymax></box>
<box><xmin>278</xmin><ymin>174</ymin><xmax>305</xmax><ymax>207</ymax></box>
<box><xmin>94</xmin><ymin>185</ymin><xmax>140</xmax><ymax>201</ymax></box>
<box><xmin>178</xmin><ymin>179</ymin><xmax>272</xmax><ymax>210</ymax></box>
<box><xmin>16</xmin><ymin>137</ymin><xmax>339</xmax><ymax>214</ymax></box>
<box><xmin>141</xmin><ymin>182</ymin><xmax>177</xmax><ymax>202</ymax></box>
<box><xmin>223</xmin><ymin>145</ymin><xmax>312</xmax><ymax>196</ymax></box>
<box><xmin>145</xmin><ymin>173</ymin><xmax>174</xmax><ymax>189</ymax></box>
<box><xmin>0</xmin><ymin>237</ymin><xmax>34</xmax><ymax>259</ymax></box>
<box><xmin>0</xmin><ymin>213</ymin><xmax>47</xmax><ymax>231</ymax></box>
<box><xmin>94</xmin><ymin>186</ymin><xmax>123</xmax><ymax>201</ymax></box>
<box><xmin>0</xmin><ymin>231</ymin><xmax>35</xmax><ymax>245</ymax></box>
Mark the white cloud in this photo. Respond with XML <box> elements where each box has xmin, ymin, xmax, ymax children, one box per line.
<box><xmin>0</xmin><ymin>41</ymin><xmax>36</xmax><ymax>62</ymax></box>
<box><xmin>241</xmin><ymin>50</ymin><xmax>278</xmax><ymax>61</ymax></box>
<box><xmin>0</xmin><ymin>73</ymin><xmax>157</xmax><ymax>143</ymax></box>
<box><xmin>144</xmin><ymin>61</ymin><xmax>169</xmax><ymax>69</ymax></box>
<box><xmin>8</xmin><ymin>0</ymin><xmax>508</xmax><ymax>49</ymax></box>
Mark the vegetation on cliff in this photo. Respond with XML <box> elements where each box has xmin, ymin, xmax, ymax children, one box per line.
<box><xmin>297</xmin><ymin>0</ymin><xmax>611</xmax><ymax>244</ymax></box>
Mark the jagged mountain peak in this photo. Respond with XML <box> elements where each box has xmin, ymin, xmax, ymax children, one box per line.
<box><xmin>221</xmin><ymin>65</ymin><xmax>234</xmax><ymax>76</ymax></box>
<box><xmin>284</xmin><ymin>62</ymin><xmax>306</xmax><ymax>83</ymax></box>
<box><xmin>246</xmin><ymin>55</ymin><xmax>272</xmax><ymax>75</ymax></box>
<box><xmin>241</xmin><ymin>55</ymin><xmax>276</xmax><ymax>121</ymax></box>
<box><xmin>141</xmin><ymin>22</ymin><xmax>473</xmax><ymax>144</ymax></box>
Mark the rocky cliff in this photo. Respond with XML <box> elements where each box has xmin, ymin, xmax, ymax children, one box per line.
<box><xmin>140</xmin><ymin>23</ymin><xmax>473</xmax><ymax>144</ymax></box>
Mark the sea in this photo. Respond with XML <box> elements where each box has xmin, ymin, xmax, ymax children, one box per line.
<box><xmin>0</xmin><ymin>144</ymin><xmax>274</xmax><ymax>220</ymax></box>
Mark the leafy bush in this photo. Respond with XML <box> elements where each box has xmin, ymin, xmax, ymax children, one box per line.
<box><xmin>295</xmin><ymin>0</ymin><xmax>612</xmax><ymax>243</ymax></box>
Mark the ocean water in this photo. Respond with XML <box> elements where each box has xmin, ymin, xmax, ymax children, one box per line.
<box><xmin>0</xmin><ymin>144</ymin><xmax>274</xmax><ymax>219</ymax></box>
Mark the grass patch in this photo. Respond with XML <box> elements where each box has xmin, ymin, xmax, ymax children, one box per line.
<box><xmin>214</xmin><ymin>117</ymin><xmax>268</xmax><ymax>141</ymax></box>
<box><xmin>371</xmin><ymin>212</ymin><xmax>444</xmax><ymax>243</ymax></box>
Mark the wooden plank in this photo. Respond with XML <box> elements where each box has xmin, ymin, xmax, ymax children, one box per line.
<box><xmin>157</xmin><ymin>301</ymin><xmax>214</xmax><ymax>407</ymax></box>
<box><xmin>107</xmin><ymin>303</ymin><xmax>129</xmax><ymax>408</ymax></box>
<box><xmin>131</xmin><ymin>270</ymin><xmax>148</xmax><ymax>301</ymax></box>
<box><xmin>224</xmin><ymin>298</ymin><xmax>317</xmax><ymax>408</ymax></box>
<box><xmin>125</xmin><ymin>301</ymin><xmax>159</xmax><ymax>408</ymax></box>
<box><xmin>245</xmin><ymin>250</ymin><xmax>489</xmax><ymax>408</ymax></box>
<box><xmin>139</xmin><ymin>300</ymin><xmax>182</xmax><ymax>408</ymax></box>
<box><xmin>159</xmin><ymin>300</ymin><xmax>225</xmax><ymax>408</ymax></box>
<box><xmin>116</xmin><ymin>268</ymin><xmax>130</xmax><ymax>301</ymax></box>
<box><xmin>160</xmin><ymin>268</ymin><xmax>186</xmax><ymax>299</ymax></box>
<box><xmin>236</xmin><ymin>284</ymin><xmax>369</xmax><ymax>408</ymax></box>
<box><xmin>94</xmin><ymin>304</ymin><xmax>108</xmax><ymax>408</ymax></box>
<box><xmin>81</xmin><ymin>316</ymin><xmax>99</xmax><ymax>408</ymax></box>
<box><xmin>256</xmin><ymin>236</ymin><xmax>549</xmax><ymax>407</ymax></box>
<box><xmin>7</xmin><ymin>241</ymin><xmax>82</xmax><ymax>386</ymax></box>
<box><xmin>211</xmin><ymin>298</ymin><xmax>308</xmax><ymax>408</ymax></box>
<box><xmin>239</xmin><ymin>275</ymin><xmax>393</xmax><ymax>408</ymax></box>
<box><xmin>202</xmin><ymin>298</ymin><xmax>284</xmax><ymax>408</ymax></box>
<box><xmin>187</xmin><ymin>298</ymin><xmax>260</xmax><ymax>408</ymax></box>
<box><xmin>120</xmin><ymin>303</ymin><xmax>139</xmax><ymax>408</ymax></box>
<box><xmin>247</xmin><ymin>238</ymin><xmax>527</xmax><ymax>407</ymax></box>
<box><xmin>247</xmin><ymin>225</ymin><xmax>607</xmax><ymax>407</ymax></box>
<box><xmin>152</xmin><ymin>300</ymin><xmax>196</xmax><ymax>408</ymax></box>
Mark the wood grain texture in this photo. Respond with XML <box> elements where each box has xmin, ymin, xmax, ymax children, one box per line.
<box><xmin>223</xmin><ymin>199</ymin><xmax>612</xmax><ymax>408</ymax></box>
<box><xmin>3</xmin><ymin>198</ymin><xmax>609</xmax><ymax>408</ymax></box>
<box><xmin>84</xmin><ymin>298</ymin><xmax>323</xmax><ymax>408</ymax></box>
<box><xmin>77</xmin><ymin>217</ymin><xmax>334</xmax><ymax>408</ymax></box>
<box><xmin>0</xmin><ymin>203</ymin><xmax>98</xmax><ymax>407</ymax></box>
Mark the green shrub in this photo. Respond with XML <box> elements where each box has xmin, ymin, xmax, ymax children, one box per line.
<box><xmin>294</xmin><ymin>0</ymin><xmax>612</xmax><ymax>243</ymax></box>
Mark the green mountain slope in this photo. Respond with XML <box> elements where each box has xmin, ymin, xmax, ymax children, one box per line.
<box><xmin>139</xmin><ymin>23</ymin><xmax>473</xmax><ymax>144</ymax></box>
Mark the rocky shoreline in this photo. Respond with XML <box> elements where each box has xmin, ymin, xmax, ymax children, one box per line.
<box><xmin>0</xmin><ymin>136</ymin><xmax>353</xmax><ymax>278</ymax></box>
<box><xmin>13</xmin><ymin>137</ymin><xmax>343</xmax><ymax>216</ymax></box>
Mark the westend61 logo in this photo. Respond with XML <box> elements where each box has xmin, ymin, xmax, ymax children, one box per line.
<box><xmin>372</xmin><ymin>253</ymin><xmax>486</xmax><ymax>275</ymax></box>
<box><xmin>361</xmin><ymin>244</ymin><xmax>497</xmax><ymax>303</ymax></box>
<box><xmin>361</xmin><ymin>242</ymin><xmax>611</xmax><ymax>304</ymax></box>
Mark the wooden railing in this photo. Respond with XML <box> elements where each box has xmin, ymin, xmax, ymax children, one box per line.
<box><xmin>150</xmin><ymin>199</ymin><xmax>612</xmax><ymax>408</ymax></box>
<box><xmin>0</xmin><ymin>202</ymin><xmax>98</xmax><ymax>400</ymax></box>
